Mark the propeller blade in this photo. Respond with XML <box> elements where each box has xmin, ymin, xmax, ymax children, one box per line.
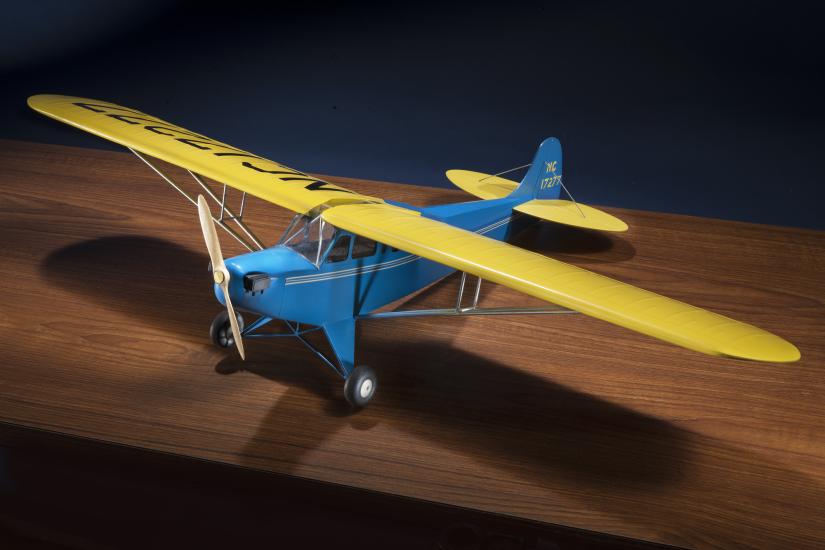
<box><xmin>222</xmin><ymin>281</ymin><xmax>245</xmax><ymax>360</ymax></box>
<box><xmin>197</xmin><ymin>195</ymin><xmax>245</xmax><ymax>360</ymax></box>
<box><xmin>197</xmin><ymin>195</ymin><xmax>226</xmax><ymax>278</ymax></box>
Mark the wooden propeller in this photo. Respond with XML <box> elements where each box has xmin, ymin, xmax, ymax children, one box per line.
<box><xmin>197</xmin><ymin>195</ymin><xmax>245</xmax><ymax>360</ymax></box>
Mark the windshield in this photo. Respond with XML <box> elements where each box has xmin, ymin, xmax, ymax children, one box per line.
<box><xmin>280</xmin><ymin>214</ymin><xmax>335</xmax><ymax>264</ymax></box>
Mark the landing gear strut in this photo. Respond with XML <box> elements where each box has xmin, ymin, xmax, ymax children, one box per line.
<box><xmin>211</xmin><ymin>314</ymin><xmax>378</xmax><ymax>409</ymax></box>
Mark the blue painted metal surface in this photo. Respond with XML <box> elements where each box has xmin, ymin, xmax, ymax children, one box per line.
<box><xmin>509</xmin><ymin>137</ymin><xmax>563</xmax><ymax>201</ymax></box>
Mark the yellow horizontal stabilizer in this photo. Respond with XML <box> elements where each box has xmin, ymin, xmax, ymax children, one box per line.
<box><xmin>515</xmin><ymin>199</ymin><xmax>628</xmax><ymax>232</ymax></box>
<box><xmin>446</xmin><ymin>169</ymin><xmax>518</xmax><ymax>200</ymax></box>
<box><xmin>27</xmin><ymin>95</ymin><xmax>378</xmax><ymax>214</ymax></box>
<box><xmin>322</xmin><ymin>203</ymin><xmax>799</xmax><ymax>363</ymax></box>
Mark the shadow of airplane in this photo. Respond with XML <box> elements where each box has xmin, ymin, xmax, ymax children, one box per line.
<box><xmin>40</xmin><ymin>235</ymin><xmax>214</xmax><ymax>342</ymax></box>
<box><xmin>38</xmin><ymin>233</ymin><xmax>825</xmax><ymax>547</ymax></box>
<box><xmin>227</xmin><ymin>333</ymin><xmax>825</xmax><ymax>547</ymax></box>
<box><xmin>226</xmin><ymin>341</ymin><xmax>690</xmax><ymax>489</ymax></box>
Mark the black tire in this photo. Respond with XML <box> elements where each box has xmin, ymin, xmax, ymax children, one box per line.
<box><xmin>344</xmin><ymin>365</ymin><xmax>377</xmax><ymax>408</ymax></box>
<box><xmin>209</xmin><ymin>310</ymin><xmax>244</xmax><ymax>349</ymax></box>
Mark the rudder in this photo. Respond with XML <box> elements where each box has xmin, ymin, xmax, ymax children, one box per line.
<box><xmin>509</xmin><ymin>137</ymin><xmax>563</xmax><ymax>201</ymax></box>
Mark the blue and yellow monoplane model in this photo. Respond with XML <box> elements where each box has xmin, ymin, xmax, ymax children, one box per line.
<box><xmin>29</xmin><ymin>95</ymin><xmax>800</xmax><ymax>407</ymax></box>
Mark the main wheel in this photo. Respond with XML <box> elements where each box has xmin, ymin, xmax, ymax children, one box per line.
<box><xmin>344</xmin><ymin>365</ymin><xmax>377</xmax><ymax>408</ymax></box>
<box><xmin>209</xmin><ymin>310</ymin><xmax>245</xmax><ymax>349</ymax></box>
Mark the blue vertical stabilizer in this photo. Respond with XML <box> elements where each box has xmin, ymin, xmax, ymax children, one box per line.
<box><xmin>509</xmin><ymin>137</ymin><xmax>563</xmax><ymax>201</ymax></box>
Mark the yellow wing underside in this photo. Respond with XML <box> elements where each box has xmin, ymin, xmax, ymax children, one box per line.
<box><xmin>27</xmin><ymin>94</ymin><xmax>378</xmax><ymax>214</ymax></box>
<box><xmin>323</xmin><ymin>203</ymin><xmax>799</xmax><ymax>363</ymax></box>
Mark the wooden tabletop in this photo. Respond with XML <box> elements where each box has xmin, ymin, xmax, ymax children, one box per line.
<box><xmin>1</xmin><ymin>140</ymin><xmax>823</xmax><ymax>549</ymax></box>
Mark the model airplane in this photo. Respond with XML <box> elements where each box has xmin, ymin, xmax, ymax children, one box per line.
<box><xmin>28</xmin><ymin>95</ymin><xmax>800</xmax><ymax>407</ymax></box>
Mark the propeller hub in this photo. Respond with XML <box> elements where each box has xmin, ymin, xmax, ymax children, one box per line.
<box><xmin>213</xmin><ymin>270</ymin><xmax>226</xmax><ymax>284</ymax></box>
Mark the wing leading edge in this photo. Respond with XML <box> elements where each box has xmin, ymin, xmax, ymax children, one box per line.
<box><xmin>27</xmin><ymin>95</ymin><xmax>378</xmax><ymax>214</ymax></box>
<box><xmin>322</xmin><ymin>203</ymin><xmax>800</xmax><ymax>363</ymax></box>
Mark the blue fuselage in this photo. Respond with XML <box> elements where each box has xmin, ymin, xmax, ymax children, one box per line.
<box><xmin>216</xmin><ymin>197</ymin><xmax>527</xmax><ymax>325</ymax></box>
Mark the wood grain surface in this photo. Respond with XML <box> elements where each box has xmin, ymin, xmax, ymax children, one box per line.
<box><xmin>1</xmin><ymin>140</ymin><xmax>823</xmax><ymax>549</ymax></box>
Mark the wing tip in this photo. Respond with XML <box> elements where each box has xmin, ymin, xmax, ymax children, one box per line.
<box><xmin>26</xmin><ymin>94</ymin><xmax>44</xmax><ymax>110</ymax></box>
<box><xmin>613</xmin><ymin>218</ymin><xmax>630</xmax><ymax>232</ymax></box>
<box><xmin>27</xmin><ymin>93</ymin><xmax>70</xmax><ymax>114</ymax></box>
<box><xmin>722</xmin><ymin>338</ymin><xmax>801</xmax><ymax>363</ymax></box>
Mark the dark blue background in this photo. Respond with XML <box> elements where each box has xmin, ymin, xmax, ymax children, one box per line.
<box><xmin>2</xmin><ymin>0</ymin><xmax>823</xmax><ymax>228</ymax></box>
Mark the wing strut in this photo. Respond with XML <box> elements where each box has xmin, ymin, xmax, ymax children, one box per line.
<box><xmin>187</xmin><ymin>170</ymin><xmax>264</xmax><ymax>250</ymax></box>
<box><xmin>129</xmin><ymin>148</ymin><xmax>264</xmax><ymax>252</ymax></box>
<box><xmin>360</xmin><ymin>272</ymin><xmax>577</xmax><ymax>320</ymax></box>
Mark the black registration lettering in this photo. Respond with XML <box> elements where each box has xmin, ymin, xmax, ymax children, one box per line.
<box><xmin>73</xmin><ymin>102</ymin><xmax>145</xmax><ymax>115</ymax></box>
<box><xmin>242</xmin><ymin>161</ymin><xmax>305</xmax><ymax>176</ymax></box>
<box><xmin>74</xmin><ymin>101</ymin><xmax>353</xmax><ymax>195</ymax></box>
<box><xmin>215</xmin><ymin>152</ymin><xmax>262</xmax><ymax>159</ymax></box>
<box><xmin>304</xmin><ymin>180</ymin><xmax>354</xmax><ymax>193</ymax></box>
<box><xmin>176</xmin><ymin>138</ymin><xmax>213</xmax><ymax>150</ymax></box>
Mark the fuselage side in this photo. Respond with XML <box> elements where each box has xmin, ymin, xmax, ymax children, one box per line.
<box><xmin>218</xmin><ymin>197</ymin><xmax>528</xmax><ymax>325</ymax></box>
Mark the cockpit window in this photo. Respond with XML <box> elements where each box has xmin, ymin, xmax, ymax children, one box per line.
<box><xmin>352</xmin><ymin>236</ymin><xmax>377</xmax><ymax>259</ymax></box>
<box><xmin>281</xmin><ymin>214</ymin><xmax>335</xmax><ymax>264</ymax></box>
<box><xmin>326</xmin><ymin>235</ymin><xmax>351</xmax><ymax>263</ymax></box>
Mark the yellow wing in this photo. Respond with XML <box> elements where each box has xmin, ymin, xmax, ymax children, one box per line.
<box><xmin>27</xmin><ymin>95</ymin><xmax>378</xmax><ymax>214</ymax></box>
<box><xmin>322</xmin><ymin>203</ymin><xmax>799</xmax><ymax>363</ymax></box>
<box><xmin>445</xmin><ymin>169</ymin><xmax>518</xmax><ymax>199</ymax></box>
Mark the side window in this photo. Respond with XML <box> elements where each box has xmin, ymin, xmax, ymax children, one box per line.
<box><xmin>352</xmin><ymin>236</ymin><xmax>377</xmax><ymax>259</ymax></box>
<box><xmin>326</xmin><ymin>235</ymin><xmax>351</xmax><ymax>263</ymax></box>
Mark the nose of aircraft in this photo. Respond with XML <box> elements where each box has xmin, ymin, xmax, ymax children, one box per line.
<box><xmin>212</xmin><ymin>248</ymin><xmax>290</xmax><ymax>317</ymax></box>
<box><xmin>212</xmin><ymin>262</ymin><xmax>245</xmax><ymax>306</ymax></box>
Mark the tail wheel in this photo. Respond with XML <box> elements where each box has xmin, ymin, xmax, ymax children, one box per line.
<box><xmin>210</xmin><ymin>311</ymin><xmax>245</xmax><ymax>349</ymax></box>
<box><xmin>344</xmin><ymin>365</ymin><xmax>377</xmax><ymax>408</ymax></box>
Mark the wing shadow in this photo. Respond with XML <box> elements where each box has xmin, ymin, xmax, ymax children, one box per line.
<box><xmin>39</xmin><ymin>235</ymin><xmax>214</xmax><ymax>340</ymax></box>
<box><xmin>229</xmin><ymin>337</ymin><xmax>825</xmax><ymax>547</ymax></box>
<box><xmin>228</xmin><ymin>339</ymin><xmax>688</xmax><ymax>489</ymax></box>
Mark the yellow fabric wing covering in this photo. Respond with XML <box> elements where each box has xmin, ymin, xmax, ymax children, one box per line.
<box><xmin>27</xmin><ymin>95</ymin><xmax>377</xmax><ymax>214</ymax></box>
<box><xmin>515</xmin><ymin>199</ymin><xmax>629</xmax><ymax>232</ymax></box>
<box><xmin>446</xmin><ymin>169</ymin><xmax>519</xmax><ymax>199</ymax></box>
<box><xmin>322</xmin><ymin>203</ymin><xmax>799</xmax><ymax>363</ymax></box>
